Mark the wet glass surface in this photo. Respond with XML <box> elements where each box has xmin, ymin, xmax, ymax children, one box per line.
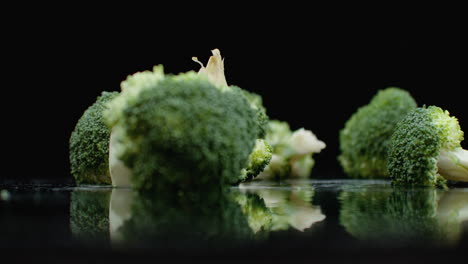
<box><xmin>1</xmin><ymin>179</ymin><xmax>468</xmax><ymax>262</ymax></box>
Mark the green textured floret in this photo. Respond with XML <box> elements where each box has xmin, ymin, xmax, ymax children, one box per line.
<box><xmin>69</xmin><ymin>91</ymin><xmax>118</xmax><ymax>184</ymax></box>
<box><xmin>388</xmin><ymin>106</ymin><xmax>468</xmax><ymax>187</ymax></box>
<box><xmin>105</xmin><ymin>66</ymin><xmax>259</xmax><ymax>190</ymax></box>
<box><xmin>240</xmin><ymin>139</ymin><xmax>273</xmax><ymax>182</ymax></box>
<box><xmin>338</xmin><ymin>87</ymin><xmax>417</xmax><ymax>179</ymax></box>
<box><xmin>70</xmin><ymin>189</ymin><xmax>111</xmax><ymax>241</ymax></box>
<box><xmin>239</xmin><ymin>90</ymin><xmax>269</xmax><ymax>138</ymax></box>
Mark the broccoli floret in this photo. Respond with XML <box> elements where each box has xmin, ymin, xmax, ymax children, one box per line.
<box><xmin>70</xmin><ymin>189</ymin><xmax>111</xmax><ymax>242</ymax></box>
<box><xmin>338</xmin><ymin>87</ymin><xmax>417</xmax><ymax>179</ymax></box>
<box><xmin>258</xmin><ymin>120</ymin><xmax>325</xmax><ymax>180</ymax></box>
<box><xmin>388</xmin><ymin>106</ymin><xmax>468</xmax><ymax>187</ymax></box>
<box><xmin>239</xmin><ymin>89</ymin><xmax>269</xmax><ymax>138</ymax></box>
<box><xmin>193</xmin><ymin>49</ymin><xmax>271</xmax><ymax>182</ymax></box>
<box><xmin>69</xmin><ymin>91</ymin><xmax>119</xmax><ymax>185</ymax></box>
<box><xmin>240</xmin><ymin>139</ymin><xmax>273</xmax><ymax>182</ymax></box>
<box><xmin>105</xmin><ymin>66</ymin><xmax>259</xmax><ymax>190</ymax></box>
<box><xmin>339</xmin><ymin>187</ymin><xmax>468</xmax><ymax>246</ymax></box>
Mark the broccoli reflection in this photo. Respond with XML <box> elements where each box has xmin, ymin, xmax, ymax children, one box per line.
<box><xmin>109</xmin><ymin>188</ymin><xmax>255</xmax><ymax>246</ymax></box>
<box><xmin>238</xmin><ymin>181</ymin><xmax>325</xmax><ymax>232</ymax></box>
<box><xmin>339</xmin><ymin>187</ymin><xmax>468</xmax><ymax>246</ymax></box>
<box><xmin>70</xmin><ymin>188</ymin><xmax>111</xmax><ymax>242</ymax></box>
<box><xmin>70</xmin><ymin>182</ymin><xmax>325</xmax><ymax>245</ymax></box>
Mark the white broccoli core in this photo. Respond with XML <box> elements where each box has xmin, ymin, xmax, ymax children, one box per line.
<box><xmin>290</xmin><ymin>128</ymin><xmax>326</xmax><ymax>155</ymax></box>
<box><xmin>192</xmin><ymin>49</ymin><xmax>228</xmax><ymax>87</ymax></box>
<box><xmin>437</xmin><ymin>148</ymin><xmax>468</xmax><ymax>182</ymax></box>
<box><xmin>109</xmin><ymin>128</ymin><xmax>133</xmax><ymax>188</ymax></box>
<box><xmin>109</xmin><ymin>188</ymin><xmax>133</xmax><ymax>243</ymax></box>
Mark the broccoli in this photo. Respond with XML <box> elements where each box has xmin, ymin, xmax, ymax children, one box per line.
<box><xmin>388</xmin><ymin>106</ymin><xmax>468</xmax><ymax>187</ymax></box>
<box><xmin>69</xmin><ymin>91</ymin><xmax>119</xmax><ymax>185</ymax></box>
<box><xmin>193</xmin><ymin>49</ymin><xmax>272</xmax><ymax>181</ymax></box>
<box><xmin>104</xmin><ymin>65</ymin><xmax>259</xmax><ymax>190</ymax></box>
<box><xmin>70</xmin><ymin>189</ymin><xmax>111</xmax><ymax>242</ymax></box>
<box><xmin>257</xmin><ymin>120</ymin><xmax>326</xmax><ymax>180</ymax></box>
<box><xmin>339</xmin><ymin>186</ymin><xmax>468</xmax><ymax>246</ymax></box>
<box><xmin>338</xmin><ymin>87</ymin><xmax>417</xmax><ymax>178</ymax></box>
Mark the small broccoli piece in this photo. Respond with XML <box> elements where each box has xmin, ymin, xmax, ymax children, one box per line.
<box><xmin>338</xmin><ymin>87</ymin><xmax>417</xmax><ymax>179</ymax></box>
<box><xmin>258</xmin><ymin>120</ymin><xmax>325</xmax><ymax>180</ymax></box>
<box><xmin>105</xmin><ymin>65</ymin><xmax>259</xmax><ymax>190</ymax></box>
<box><xmin>339</xmin><ymin>187</ymin><xmax>468</xmax><ymax>246</ymax></box>
<box><xmin>388</xmin><ymin>106</ymin><xmax>468</xmax><ymax>187</ymax></box>
<box><xmin>240</xmin><ymin>139</ymin><xmax>273</xmax><ymax>182</ymax></box>
<box><xmin>69</xmin><ymin>91</ymin><xmax>119</xmax><ymax>185</ymax></box>
<box><xmin>70</xmin><ymin>189</ymin><xmax>111</xmax><ymax>242</ymax></box>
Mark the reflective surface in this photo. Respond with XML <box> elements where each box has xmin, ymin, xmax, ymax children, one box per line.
<box><xmin>1</xmin><ymin>180</ymin><xmax>468</xmax><ymax>261</ymax></box>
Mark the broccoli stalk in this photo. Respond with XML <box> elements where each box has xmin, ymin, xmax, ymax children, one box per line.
<box><xmin>192</xmin><ymin>48</ymin><xmax>227</xmax><ymax>88</ymax></box>
<box><xmin>388</xmin><ymin>106</ymin><xmax>468</xmax><ymax>187</ymax></box>
<box><xmin>437</xmin><ymin>149</ymin><xmax>468</xmax><ymax>182</ymax></box>
<box><xmin>108</xmin><ymin>127</ymin><xmax>133</xmax><ymax>188</ymax></box>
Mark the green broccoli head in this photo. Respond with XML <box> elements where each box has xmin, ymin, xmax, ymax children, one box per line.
<box><xmin>338</xmin><ymin>87</ymin><xmax>417</xmax><ymax>179</ymax></box>
<box><xmin>105</xmin><ymin>66</ymin><xmax>259</xmax><ymax>190</ymax></box>
<box><xmin>70</xmin><ymin>189</ymin><xmax>111</xmax><ymax>242</ymax></box>
<box><xmin>69</xmin><ymin>91</ymin><xmax>119</xmax><ymax>185</ymax></box>
<box><xmin>339</xmin><ymin>186</ymin><xmax>468</xmax><ymax>246</ymax></box>
<box><xmin>388</xmin><ymin>106</ymin><xmax>468</xmax><ymax>187</ymax></box>
<box><xmin>240</xmin><ymin>139</ymin><xmax>273</xmax><ymax>182</ymax></box>
<box><xmin>258</xmin><ymin>120</ymin><xmax>325</xmax><ymax>180</ymax></box>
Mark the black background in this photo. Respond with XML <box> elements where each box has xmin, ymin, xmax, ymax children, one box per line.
<box><xmin>9</xmin><ymin>14</ymin><xmax>467</xmax><ymax>183</ymax></box>
<box><xmin>2</xmin><ymin>8</ymin><xmax>468</xmax><ymax>264</ymax></box>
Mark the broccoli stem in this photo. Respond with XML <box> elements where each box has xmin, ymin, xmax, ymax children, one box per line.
<box><xmin>438</xmin><ymin>148</ymin><xmax>468</xmax><ymax>182</ymax></box>
<box><xmin>109</xmin><ymin>128</ymin><xmax>133</xmax><ymax>188</ymax></box>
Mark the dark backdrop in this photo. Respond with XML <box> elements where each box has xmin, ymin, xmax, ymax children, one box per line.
<box><xmin>10</xmin><ymin>19</ymin><xmax>467</xmax><ymax>183</ymax></box>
